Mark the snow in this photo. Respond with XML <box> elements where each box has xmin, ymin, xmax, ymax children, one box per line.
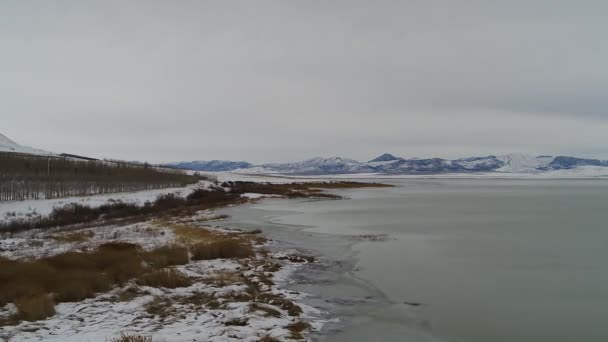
<box><xmin>0</xmin><ymin>258</ymin><xmax>319</xmax><ymax>341</ymax></box>
<box><xmin>496</xmin><ymin>153</ymin><xmax>553</xmax><ymax>173</ymax></box>
<box><xmin>0</xmin><ymin>133</ymin><xmax>52</xmax><ymax>155</ymax></box>
<box><xmin>0</xmin><ymin>181</ymin><xmax>216</xmax><ymax>225</ymax></box>
<box><xmin>0</xmin><ymin>213</ymin><xmax>323</xmax><ymax>341</ymax></box>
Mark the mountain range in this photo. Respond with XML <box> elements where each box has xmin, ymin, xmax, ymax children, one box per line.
<box><xmin>166</xmin><ymin>153</ymin><xmax>608</xmax><ymax>175</ymax></box>
<box><xmin>2</xmin><ymin>132</ymin><xmax>606</xmax><ymax>176</ymax></box>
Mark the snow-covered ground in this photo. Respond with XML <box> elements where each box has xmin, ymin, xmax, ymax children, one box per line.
<box><xmin>1</xmin><ymin>213</ymin><xmax>323</xmax><ymax>341</ymax></box>
<box><xmin>0</xmin><ymin>181</ymin><xmax>216</xmax><ymax>225</ymax></box>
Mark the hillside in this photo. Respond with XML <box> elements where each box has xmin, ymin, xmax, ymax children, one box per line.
<box><xmin>0</xmin><ymin>133</ymin><xmax>51</xmax><ymax>155</ymax></box>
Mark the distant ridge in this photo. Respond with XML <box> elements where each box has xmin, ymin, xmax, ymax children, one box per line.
<box><xmin>165</xmin><ymin>160</ymin><xmax>253</xmax><ymax>172</ymax></box>
<box><xmin>166</xmin><ymin>153</ymin><xmax>608</xmax><ymax>175</ymax></box>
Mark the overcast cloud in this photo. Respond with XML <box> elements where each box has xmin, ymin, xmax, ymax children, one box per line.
<box><xmin>1</xmin><ymin>0</ymin><xmax>607</xmax><ymax>163</ymax></box>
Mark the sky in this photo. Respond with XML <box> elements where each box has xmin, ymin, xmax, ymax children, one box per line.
<box><xmin>1</xmin><ymin>1</ymin><xmax>607</xmax><ymax>163</ymax></box>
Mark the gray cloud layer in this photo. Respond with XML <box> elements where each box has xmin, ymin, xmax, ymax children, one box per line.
<box><xmin>2</xmin><ymin>1</ymin><xmax>607</xmax><ymax>163</ymax></box>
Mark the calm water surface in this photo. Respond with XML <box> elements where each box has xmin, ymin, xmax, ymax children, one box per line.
<box><xmin>219</xmin><ymin>179</ymin><xmax>608</xmax><ymax>342</ymax></box>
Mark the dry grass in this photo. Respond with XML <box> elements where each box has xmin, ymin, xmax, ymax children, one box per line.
<box><xmin>210</xmin><ymin>271</ymin><xmax>243</xmax><ymax>287</ymax></box>
<box><xmin>249</xmin><ymin>303</ymin><xmax>282</xmax><ymax>318</ymax></box>
<box><xmin>0</xmin><ymin>241</ymin><xmax>206</xmax><ymax>325</ymax></box>
<box><xmin>110</xmin><ymin>333</ymin><xmax>152</xmax><ymax>342</ymax></box>
<box><xmin>224</xmin><ymin>317</ymin><xmax>249</xmax><ymax>326</ymax></box>
<box><xmin>111</xmin><ymin>286</ymin><xmax>149</xmax><ymax>302</ymax></box>
<box><xmin>287</xmin><ymin>321</ymin><xmax>312</xmax><ymax>339</ymax></box>
<box><xmin>14</xmin><ymin>294</ymin><xmax>55</xmax><ymax>321</ymax></box>
<box><xmin>258</xmin><ymin>335</ymin><xmax>280</xmax><ymax>342</ymax></box>
<box><xmin>142</xmin><ymin>245</ymin><xmax>189</xmax><ymax>268</ymax></box>
<box><xmin>136</xmin><ymin>269</ymin><xmax>192</xmax><ymax>289</ymax></box>
<box><xmin>166</xmin><ymin>222</ymin><xmax>218</xmax><ymax>244</ymax></box>
<box><xmin>145</xmin><ymin>296</ymin><xmax>176</xmax><ymax>318</ymax></box>
<box><xmin>190</xmin><ymin>238</ymin><xmax>254</xmax><ymax>261</ymax></box>
<box><xmin>256</xmin><ymin>293</ymin><xmax>303</xmax><ymax>317</ymax></box>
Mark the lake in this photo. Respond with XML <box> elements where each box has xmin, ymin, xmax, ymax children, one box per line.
<box><xmin>219</xmin><ymin>179</ymin><xmax>608</xmax><ymax>342</ymax></box>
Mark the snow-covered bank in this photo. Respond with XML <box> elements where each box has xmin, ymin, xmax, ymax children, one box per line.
<box><xmin>0</xmin><ymin>211</ymin><xmax>323</xmax><ymax>341</ymax></box>
<box><xmin>0</xmin><ymin>181</ymin><xmax>215</xmax><ymax>225</ymax></box>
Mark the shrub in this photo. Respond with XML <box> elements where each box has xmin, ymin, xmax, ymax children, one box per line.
<box><xmin>190</xmin><ymin>239</ymin><xmax>254</xmax><ymax>261</ymax></box>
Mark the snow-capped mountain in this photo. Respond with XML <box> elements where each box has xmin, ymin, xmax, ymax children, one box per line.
<box><xmin>543</xmin><ymin>156</ymin><xmax>608</xmax><ymax>170</ymax></box>
<box><xmin>260</xmin><ymin>157</ymin><xmax>376</xmax><ymax>175</ymax></box>
<box><xmin>0</xmin><ymin>133</ymin><xmax>51</xmax><ymax>155</ymax></box>
<box><xmin>368</xmin><ymin>153</ymin><xmax>401</xmax><ymax>163</ymax></box>
<box><xmin>496</xmin><ymin>153</ymin><xmax>553</xmax><ymax>173</ymax></box>
<box><xmin>167</xmin><ymin>153</ymin><xmax>608</xmax><ymax>175</ymax></box>
<box><xmin>165</xmin><ymin>160</ymin><xmax>253</xmax><ymax>172</ymax></box>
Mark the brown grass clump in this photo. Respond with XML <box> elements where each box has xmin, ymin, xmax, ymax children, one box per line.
<box><xmin>0</xmin><ymin>241</ymin><xmax>203</xmax><ymax>324</ymax></box>
<box><xmin>249</xmin><ymin>303</ymin><xmax>282</xmax><ymax>318</ymax></box>
<box><xmin>258</xmin><ymin>335</ymin><xmax>280</xmax><ymax>342</ymax></box>
<box><xmin>167</xmin><ymin>222</ymin><xmax>217</xmax><ymax>244</ymax></box>
<box><xmin>14</xmin><ymin>294</ymin><xmax>55</xmax><ymax>321</ymax></box>
<box><xmin>145</xmin><ymin>296</ymin><xmax>176</xmax><ymax>317</ymax></box>
<box><xmin>143</xmin><ymin>245</ymin><xmax>189</xmax><ymax>268</ymax></box>
<box><xmin>256</xmin><ymin>293</ymin><xmax>303</xmax><ymax>317</ymax></box>
<box><xmin>136</xmin><ymin>269</ymin><xmax>192</xmax><ymax>289</ymax></box>
<box><xmin>287</xmin><ymin>321</ymin><xmax>312</xmax><ymax>339</ymax></box>
<box><xmin>110</xmin><ymin>333</ymin><xmax>152</xmax><ymax>342</ymax></box>
<box><xmin>224</xmin><ymin>317</ymin><xmax>249</xmax><ymax>326</ymax></box>
<box><xmin>190</xmin><ymin>238</ymin><xmax>254</xmax><ymax>261</ymax></box>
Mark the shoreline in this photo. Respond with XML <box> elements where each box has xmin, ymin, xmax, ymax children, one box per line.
<box><xmin>0</xmin><ymin>181</ymin><xmax>391</xmax><ymax>341</ymax></box>
<box><xmin>215</xmin><ymin>197</ymin><xmax>397</xmax><ymax>342</ymax></box>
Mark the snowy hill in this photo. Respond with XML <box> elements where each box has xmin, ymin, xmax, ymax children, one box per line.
<box><xmin>496</xmin><ymin>153</ymin><xmax>553</xmax><ymax>173</ymax></box>
<box><xmin>168</xmin><ymin>153</ymin><xmax>608</xmax><ymax>176</ymax></box>
<box><xmin>165</xmin><ymin>160</ymin><xmax>252</xmax><ymax>172</ymax></box>
<box><xmin>260</xmin><ymin>157</ymin><xmax>376</xmax><ymax>175</ymax></box>
<box><xmin>0</xmin><ymin>133</ymin><xmax>51</xmax><ymax>155</ymax></box>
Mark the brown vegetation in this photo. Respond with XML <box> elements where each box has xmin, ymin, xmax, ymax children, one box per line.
<box><xmin>287</xmin><ymin>321</ymin><xmax>312</xmax><ymax>339</ymax></box>
<box><xmin>0</xmin><ymin>189</ymin><xmax>243</xmax><ymax>233</ymax></box>
<box><xmin>190</xmin><ymin>238</ymin><xmax>254</xmax><ymax>261</ymax></box>
<box><xmin>0</xmin><ymin>242</ymin><xmax>195</xmax><ymax>324</ymax></box>
<box><xmin>136</xmin><ymin>269</ymin><xmax>192</xmax><ymax>289</ymax></box>
<box><xmin>13</xmin><ymin>294</ymin><xmax>56</xmax><ymax>322</ymax></box>
<box><xmin>110</xmin><ymin>333</ymin><xmax>152</xmax><ymax>342</ymax></box>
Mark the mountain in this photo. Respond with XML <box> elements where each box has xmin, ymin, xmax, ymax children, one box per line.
<box><xmin>495</xmin><ymin>153</ymin><xmax>553</xmax><ymax>173</ymax></box>
<box><xmin>543</xmin><ymin>156</ymin><xmax>608</xmax><ymax>170</ymax></box>
<box><xmin>164</xmin><ymin>160</ymin><xmax>253</xmax><ymax>172</ymax></box>
<box><xmin>167</xmin><ymin>153</ymin><xmax>608</xmax><ymax>175</ymax></box>
<box><xmin>261</xmin><ymin>157</ymin><xmax>376</xmax><ymax>175</ymax></box>
<box><xmin>0</xmin><ymin>133</ymin><xmax>51</xmax><ymax>155</ymax></box>
<box><xmin>369</xmin><ymin>153</ymin><xmax>401</xmax><ymax>163</ymax></box>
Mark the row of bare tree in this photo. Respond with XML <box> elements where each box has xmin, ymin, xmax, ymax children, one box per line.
<box><xmin>0</xmin><ymin>152</ymin><xmax>200</xmax><ymax>201</ymax></box>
